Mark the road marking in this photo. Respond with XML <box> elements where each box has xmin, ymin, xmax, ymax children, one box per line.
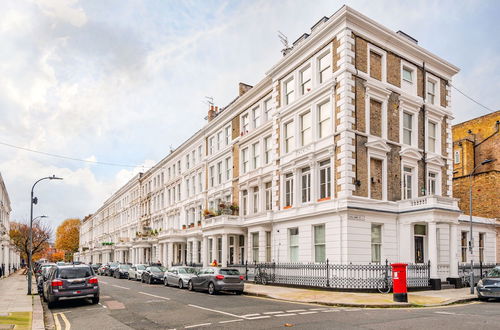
<box><xmin>185</xmin><ymin>323</ymin><xmax>212</xmax><ymax>328</ymax></box>
<box><xmin>85</xmin><ymin>308</ymin><xmax>102</xmax><ymax>311</ymax></box>
<box><xmin>241</xmin><ymin>313</ymin><xmax>260</xmax><ymax>317</ymax></box>
<box><xmin>187</xmin><ymin>304</ymin><xmax>243</xmax><ymax>318</ymax></box>
<box><xmin>286</xmin><ymin>309</ymin><xmax>306</xmax><ymax>313</ymax></box>
<box><xmin>138</xmin><ymin>292</ymin><xmax>170</xmax><ymax>300</ymax></box>
<box><xmin>321</xmin><ymin>310</ymin><xmax>339</xmax><ymax>313</ymax></box>
<box><xmin>245</xmin><ymin>316</ymin><xmax>271</xmax><ymax>320</ymax></box>
<box><xmin>60</xmin><ymin>312</ymin><xmax>71</xmax><ymax>330</ymax></box>
<box><xmin>219</xmin><ymin>319</ymin><xmax>244</xmax><ymax>324</ymax></box>
<box><xmin>98</xmin><ymin>302</ymin><xmax>108</xmax><ymax>308</ymax></box>
<box><xmin>298</xmin><ymin>311</ymin><xmax>318</xmax><ymax>315</ymax></box>
<box><xmin>275</xmin><ymin>313</ymin><xmax>297</xmax><ymax>317</ymax></box>
<box><xmin>112</xmin><ymin>285</ymin><xmax>130</xmax><ymax>290</ymax></box>
<box><xmin>308</xmin><ymin>308</ymin><xmax>328</xmax><ymax>311</ymax></box>
<box><xmin>54</xmin><ymin>313</ymin><xmax>62</xmax><ymax>330</ymax></box>
<box><xmin>263</xmin><ymin>311</ymin><xmax>284</xmax><ymax>315</ymax></box>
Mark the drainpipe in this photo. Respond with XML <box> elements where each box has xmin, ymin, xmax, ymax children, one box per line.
<box><xmin>422</xmin><ymin>62</ymin><xmax>427</xmax><ymax>196</ymax></box>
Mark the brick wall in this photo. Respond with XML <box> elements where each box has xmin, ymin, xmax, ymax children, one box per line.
<box><xmin>369</xmin><ymin>99</ymin><xmax>382</xmax><ymax>137</ymax></box>
<box><xmin>387</xmin><ymin>145</ymin><xmax>401</xmax><ymax>201</ymax></box>
<box><xmin>370</xmin><ymin>158</ymin><xmax>383</xmax><ymax>199</ymax></box>
<box><xmin>332</xmin><ymin>37</ymin><xmax>341</xmax><ymax>72</ymax></box>
<box><xmin>440</xmin><ymin>79</ymin><xmax>447</xmax><ymax>108</ymax></box>
<box><xmin>416</xmin><ymin>67</ymin><xmax>424</xmax><ymax>98</ymax></box>
<box><xmin>231</xmin><ymin>114</ymin><xmax>240</xmax><ymax>140</ymax></box>
<box><xmin>369</xmin><ymin>51</ymin><xmax>382</xmax><ymax>80</ymax></box>
<box><xmin>418</xmin><ymin>160</ymin><xmax>425</xmax><ymax>197</ymax></box>
<box><xmin>387</xmin><ymin>53</ymin><xmax>401</xmax><ymax>87</ymax></box>
<box><xmin>441</xmin><ymin>166</ymin><xmax>448</xmax><ymax>197</ymax></box>
<box><xmin>355</xmin><ymin>36</ymin><xmax>367</xmax><ymax>73</ymax></box>
<box><xmin>418</xmin><ymin>109</ymin><xmax>425</xmax><ymax>149</ymax></box>
<box><xmin>355</xmin><ymin>77</ymin><xmax>366</xmax><ymax>132</ymax></box>
<box><xmin>453</xmin><ymin>171</ymin><xmax>500</xmax><ymax>218</ymax></box>
<box><xmin>441</xmin><ymin>116</ymin><xmax>448</xmax><ymax>158</ymax></box>
<box><xmin>353</xmin><ymin>135</ymin><xmax>368</xmax><ymax>197</ymax></box>
<box><xmin>387</xmin><ymin>92</ymin><xmax>400</xmax><ymax>142</ymax></box>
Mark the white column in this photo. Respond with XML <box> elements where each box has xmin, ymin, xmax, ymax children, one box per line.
<box><xmin>211</xmin><ymin>236</ymin><xmax>217</xmax><ymax>264</ymax></box>
<box><xmin>4</xmin><ymin>247</ymin><xmax>10</xmax><ymax>276</ymax></box>
<box><xmin>163</xmin><ymin>243</ymin><xmax>168</xmax><ymax>266</ymax></box>
<box><xmin>202</xmin><ymin>237</ymin><xmax>208</xmax><ymax>266</ymax></box>
<box><xmin>399</xmin><ymin>223</ymin><xmax>412</xmax><ymax>262</ymax></box>
<box><xmin>221</xmin><ymin>234</ymin><xmax>228</xmax><ymax>267</ymax></box>
<box><xmin>193</xmin><ymin>240</ymin><xmax>199</xmax><ymax>264</ymax></box>
<box><xmin>167</xmin><ymin>242</ymin><xmax>174</xmax><ymax>267</ymax></box>
<box><xmin>258</xmin><ymin>230</ymin><xmax>267</xmax><ymax>263</ymax></box>
<box><xmin>449</xmin><ymin>223</ymin><xmax>459</xmax><ymax>278</ymax></box>
<box><xmin>428</xmin><ymin>222</ymin><xmax>438</xmax><ymax>279</ymax></box>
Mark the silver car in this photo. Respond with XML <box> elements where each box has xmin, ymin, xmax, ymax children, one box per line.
<box><xmin>163</xmin><ymin>266</ymin><xmax>197</xmax><ymax>289</ymax></box>
<box><xmin>477</xmin><ymin>266</ymin><xmax>500</xmax><ymax>301</ymax></box>
<box><xmin>127</xmin><ymin>264</ymin><xmax>147</xmax><ymax>281</ymax></box>
<box><xmin>187</xmin><ymin>267</ymin><xmax>244</xmax><ymax>295</ymax></box>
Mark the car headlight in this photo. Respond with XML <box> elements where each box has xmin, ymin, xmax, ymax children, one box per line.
<box><xmin>477</xmin><ymin>280</ymin><xmax>483</xmax><ymax>287</ymax></box>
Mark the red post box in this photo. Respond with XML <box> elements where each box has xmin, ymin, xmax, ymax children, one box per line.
<box><xmin>391</xmin><ymin>263</ymin><xmax>408</xmax><ymax>302</ymax></box>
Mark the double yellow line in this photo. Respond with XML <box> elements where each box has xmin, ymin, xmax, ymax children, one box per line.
<box><xmin>53</xmin><ymin>312</ymin><xmax>71</xmax><ymax>330</ymax></box>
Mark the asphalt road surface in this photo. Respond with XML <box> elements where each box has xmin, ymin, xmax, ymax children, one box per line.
<box><xmin>45</xmin><ymin>275</ymin><xmax>500</xmax><ymax>330</ymax></box>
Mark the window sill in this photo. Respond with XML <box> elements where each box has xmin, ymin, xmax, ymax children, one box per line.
<box><xmin>283</xmin><ymin>205</ymin><xmax>292</xmax><ymax>210</ymax></box>
<box><xmin>317</xmin><ymin>197</ymin><xmax>331</xmax><ymax>202</ymax></box>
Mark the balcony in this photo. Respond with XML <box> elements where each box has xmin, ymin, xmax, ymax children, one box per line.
<box><xmin>202</xmin><ymin>215</ymin><xmax>242</xmax><ymax>229</ymax></box>
<box><xmin>398</xmin><ymin>195</ymin><xmax>459</xmax><ymax>212</ymax></box>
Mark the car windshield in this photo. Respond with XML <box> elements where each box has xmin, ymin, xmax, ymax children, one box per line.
<box><xmin>120</xmin><ymin>265</ymin><xmax>131</xmax><ymax>270</ymax></box>
<box><xmin>219</xmin><ymin>269</ymin><xmax>240</xmax><ymax>275</ymax></box>
<box><xmin>136</xmin><ymin>265</ymin><xmax>146</xmax><ymax>270</ymax></box>
<box><xmin>178</xmin><ymin>267</ymin><xmax>196</xmax><ymax>274</ymax></box>
<box><xmin>59</xmin><ymin>267</ymin><xmax>92</xmax><ymax>279</ymax></box>
<box><xmin>109</xmin><ymin>263</ymin><xmax>119</xmax><ymax>267</ymax></box>
<box><xmin>487</xmin><ymin>268</ymin><xmax>500</xmax><ymax>278</ymax></box>
<box><xmin>150</xmin><ymin>266</ymin><xmax>166</xmax><ymax>272</ymax></box>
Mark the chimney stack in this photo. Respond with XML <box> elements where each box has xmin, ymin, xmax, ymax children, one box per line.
<box><xmin>239</xmin><ymin>82</ymin><xmax>253</xmax><ymax>96</ymax></box>
<box><xmin>207</xmin><ymin>105</ymin><xmax>216</xmax><ymax>122</ymax></box>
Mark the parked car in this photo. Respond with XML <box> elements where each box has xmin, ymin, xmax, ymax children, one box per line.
<box><xmin>43</xmin><ymin>264</ymin><xmax>99</xmax><ymax>308</ymax></box>
<box><xmin>187</xmin><ymin>267</ymin><xmax>244</xmax><ymax>295</ymax></box>
<box><xmin>113</xmin><ymin>264</ymin><xmax>131</xmax><ymax>279</ymax></box>
<box><xmin>105</xmin><ymin>262</ymin><xmax>119</xmax><ymax>276</ymax></box>
<box><xmin>164</xmin><ymin>266</ymin><xmax>197</xmax><ymax>288</ymax></box>
<box><xmin>37</xmin><ymin>264</ymin><xmax>56</xmax><ymax>295</ymax></box>
<box><xmin>91</xmin><ymin>263</ymin><xmax>101</xmax><ymax>272</ymax></box>
<box><xmin>141</xmin><ymin>266</ymin><xmax>166</xmax><ymax>284</ymax></box>
<box><xmin>477</xmin><ymin>266</ymin><xmax>500</xmax><ymax>301</ymax></box>
<box><xmin>128</xmin><ymin>264</ymin><xmax>147</xmax><ymax>281</ymax></box>
<box><xmin>97</xmin><ymin>264</ymin><xmax>108</xmax><ymax>276</ymax></box>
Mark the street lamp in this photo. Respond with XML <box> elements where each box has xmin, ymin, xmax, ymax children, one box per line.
<box><xmin>468</xmin><ymin>159</ymin><xmax>495</xmax><ymax>294</ymax></box>
<box><xmin>28</xmin><ymin>175</ymin><xmax>63</xmax><ymax>295</ymax></box>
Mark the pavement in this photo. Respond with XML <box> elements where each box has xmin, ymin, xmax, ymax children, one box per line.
<box><xmin>244</xmin><ymin>283</ymin><xmax>477</xmax><ymax>307</ymax></box>
<box><xmin>0</xmin><ymin>270</ymin><xmax>45</xmax><ymax>330</ymax></box>
<box><xmin>42</xmin><ymin>275</ymin><xmax>499</xmax><ymax>330</ymax></box>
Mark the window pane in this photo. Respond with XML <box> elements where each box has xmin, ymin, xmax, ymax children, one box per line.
<box><xmin>371</xmin><ymin>225</ymin><xmax>381</xmax><ymax>244</ymax></box>
<box><xmin>314</xmin><ymin>225</ymin><xmax>325</xmax><ymax>244</ymax></box>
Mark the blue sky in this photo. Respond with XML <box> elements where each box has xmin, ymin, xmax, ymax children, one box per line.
<box><xmin>0</xmin><ymin>0</ymin><xmax>499</xmax><ymax>231</ymax></box>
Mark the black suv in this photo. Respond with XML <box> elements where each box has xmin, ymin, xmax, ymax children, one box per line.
<box><xmin>43</xmin><ymin>264</ymin><xmax>99</xmax><ymax>308</ymax></box>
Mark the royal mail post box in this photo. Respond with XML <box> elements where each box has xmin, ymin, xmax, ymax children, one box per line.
<box><xmin>391</xmin><ymin>263</ymin><xmax>408</xmax><ymax>302</ymax></box>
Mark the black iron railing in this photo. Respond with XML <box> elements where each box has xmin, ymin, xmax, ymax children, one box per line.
<box><xmin>458</xmin><ymin>262</ymin><xmax>499</xmax><ymax>281</ymax></box>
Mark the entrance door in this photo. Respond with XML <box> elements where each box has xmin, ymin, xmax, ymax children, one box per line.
<box><xmin>414</xmin><ymin>236</ymin><xmax>424</xmax><ymax>263</ymax></box>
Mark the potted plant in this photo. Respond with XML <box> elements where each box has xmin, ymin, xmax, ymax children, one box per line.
<box><xmin>197</xmin><ymin>220</ymin><xmax>201</xmax><ymax>227</ymax></box>
<box><xmin>189</xmin><ymin>223</ymin><xmax>194</xmax><ymax>228</ymax></box>
<box><xmin>182</xmin><ymin>224</ymin><xmax>187</xmax><ymax>230</ymax></box>
<box><xmin>229</xmin><ymin>203</ymin><xmax>239</xmax><ymax>215</ymax></box>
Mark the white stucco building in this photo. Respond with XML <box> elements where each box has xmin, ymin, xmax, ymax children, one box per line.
<box><xmin>75</xmin><ymin>6</ymin><xmax>497</xmax><ymax>288</ymax></box>
<box><xmin>0</xmin><ymin>172</ymin><xmax>21</xmax><ymax>276</ymax></box>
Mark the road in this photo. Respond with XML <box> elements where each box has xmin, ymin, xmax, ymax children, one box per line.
<box><xmin>45</xmin><ymin>275</ymin><xmax>500</xmax><ymax>329</ymax></box>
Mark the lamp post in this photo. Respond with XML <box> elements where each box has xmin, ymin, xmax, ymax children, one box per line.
<box><xmin>468</xmin><ymin>159</ymin><xmax>494</xmax><ymax>294</ymax></box>
<box><xmin>28</xmin><ymin>175</ymin><xmax>63</xmax><ymax>295</ymax></box>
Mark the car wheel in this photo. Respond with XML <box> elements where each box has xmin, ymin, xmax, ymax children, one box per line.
<box><xmin>164</xmin><ymin>278</ymin><xmax>169</xmax><ymax>286</ymax></box>
<box><xmin>178</xmin><ymin>280</ymin><xmax>184</xmax><ymax>289</ymax></box>
<box><xmin>141</xmin><ymin>276</ymin><xmax>144</xmax><ymax>283</ymax></box>
<box><xmin>478</xmin><ymin>295</ymin><xmax>488</xmax><ymax>302</ymax></box>
<box><xmin>208</xmin><ymin>282</ymin><xmax>217</xmax><ymax>295</ymax></box>
<box><xmin>235</xmin><ymin>290</ymin><xmax>243</xmax><ymax>295</ymax></box>
<box><xmin>91</xmin><ymin>296</ymin><xmax>99</xmax><ymax>304</ymax></box>
<box><xmin>148</xmin><ymin>277</ymin><xmax>152</xmax><ymax>285</ymax></box>
<box><xmin>188</xmin><ymin>281</ymin><xmax>194</xmax><ymax>291</ymax></box>
<box><xmin>47</xmin><ymin>296</ymin><xmax>57</xmax><ymax>309</ymax></box>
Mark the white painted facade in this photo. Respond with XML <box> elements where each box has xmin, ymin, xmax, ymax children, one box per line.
<box><xmin>0</xmin><ymin>172</ymin><xmax>21</xmax><ymax>276</ymax></box>
<box><xmin>75</xmin><ymin>6</ymin><xmax>497</xmax><ymax>286</ymax></box>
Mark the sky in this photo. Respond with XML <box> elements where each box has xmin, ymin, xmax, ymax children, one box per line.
<box><xmin>0</xmin><ymin>0</ymin><xmax>499</xmax><ymax>232</ymax></box>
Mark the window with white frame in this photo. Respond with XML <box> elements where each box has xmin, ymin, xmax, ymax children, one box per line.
<box><xmin>209</xmin><ymin>137</ymin><xmax>214</xmax><ymax>155</ymax></box>
<box><xmin>186</xmin><ymin>178</ymin><xmax>190</xmax><ymax>197</ymax></box>
<box><xmin>318</xmin><ymin>101</ymin><xmax>331</xmax><ymax>138</ymax></box>
<box><xmin>300</xmin><ymin>66</ymin><xmax>312</xmax><ymax>94</ymax></box>
<box><xmin>192</xmin><ymin>150</ymin><xmax>196</xmax><ymax>165</ymax></box>
<box><xmin>289</xmin><ymin>228</ymin><xmax>299</xmax><ymax>262</ymax></box>
<box><xmin>300</xmin><ymin>111</ymin><xmax>312</xmax><ymax>146</ymax></box>
<box><xmin>191</xmin><ymin>175</ymin><xmax>195</xmax><ymax>195</ymax></box>
<box><xmin>284</xmin><ymin>121</ymin><xmax>295</xmax><ymax>153</ymax></box>
<box><xmin>198</xmin><ymin>172</ymin><xmax>202</xmax><ymax>192</ymax></box>
<box><xmin>198</xmin><ymin>145</ymin><xmax>202</xmax><ymax>161</ymax></box>
<box><xmin>265</xmin><ymin>231</ymin><xmax>271</xmax><ymax>262</ymax></box>
<box><xmin>403</xmin><ymin>112</ymin><xmax>413</xmax><ymax>145</ymax></box>
<box><xmin>252</xmin><ymin>106</ymin><xmax>260</xmax><ymax>129</ymax></box>
<box><xmin>314</xmin><ymin>224</ymin><xmax>325</xmax><ymax>263</ymax></box>
<box><xmin>371</xmin><ymin>224</ymin><xmax>382</xmax><ymax>263</ymax></box>
<box><xmin>242</xmin><ymin>148</ymin><xmax>249</xmax><ymax>173</ymax></box>
<box><xmin>242</xmin><ymin>114</ymin><xmax>249</xmax><ymax>133</ymax></box>
<box><xmin>265</xmin><ymin>182</ymin><xmax>272</xmax><ymax>211</ymax></box>
<box><xmin>252</xmin><ymin>232</ymin><xmax>259</xmax><ymax>262</ymax></box>
<box><xmin>178</xmin><ymin>160</ymin><xmax>181</xmax><ymax>174</ymax></box>
<box><xmin>172</xmin><ymin>164</ymin><xmax>176</xmax><ymax>176</ymax></box>
<box><xmin>217</xmin><ymin>131</ymin><xmax>223</xmax><ymax>151</ymax></box>
<box><xmin>284</xmin><ymin>78</ymin><xmax>295</xmax><ymax>105</ymax></box>
<box><xmin>217</xmin><ymin>161</ymin><xmax>222</xmax><ymax>184</ymax></box>
<box><xmin>319</xmin><ymin>160</ymin><xmax>331</xmax><ymax>199</ymax></box>
<box><xmin>264</xmin><ymin>98</ymin><xmax>272</xmax><ymax>121</ymax></box>
<box><xmin>428</xmin><ymin>121</ymin><xmax>437</xmax><ymax>153</ymax></box>
<box><xmin>403</xmin><ymin>166</ymin><xmax>413</xmax><ymax>199</ymax></box>
<box><xmin>454</xmin><ymin>150</ymin><xmax>460</xmax><ymax>164</ymax></box>
<box><xmin>177</xmin><ymin>183</ymin><xmax>181</xmax><ymax>200</ymax></box>
<box><xmin>318</xmin><ymin>52</ymin><xmax>331</xmax><ymax>83</ymax></box>
<box><xmin>285</xmin><ymin>173</ymin><xmax>294</xmax><ymax>207</ymax></box>
<box><xmin>252</xmin><ymin>142</ymin><xmax>260</xmax><ymax>169</ymax></box>
<box><xmin>301</xmin><ymin>167</ymin><xmax>311</xmax><ymax>203</ymax></box>
<box><xmin>225</xmin><ymin>157</ymin><xmax>231</xmax><ymax>180</ymax></box>
<box><xmin>264</xmin><ymin>136</ymin><xmax>272</xmax><ymax>164</ymax></box>
<box><xmin>242</xmin><ymin>190</ymin><xmax>248</xmax><ymax>216</ymax></box>
<box><xmin>402</xmin><ymin>66</ymin><xmax>413</xmax><ymax>83</ymax></box>
<box><xmin>461</xmin><ymin>231</ymin><xmax>467</xmax><ymax>262</ymax></box>
<box><xmin>186</xmin><ymin>154</ymin><xmax>190</xmax><ymax>169</ymax></box>
<box><xmin>209</xmin><ymin>166</ymin><xmax>214</xmax><ymax>188</ymax></box>
<box><xmin>427</xmin><ymin>80</ymin><xmax>436</xmax><ymax>104</ymax></box>
<box><xmin>428</xmin><ymin>171</ymin><xmax>437</xmax><ymax>195</ymax></box>
<box><xmin>224</xmin><ymin>125</ymin><xmax>231</xmax><ymax>145</ymax></box>
<box><xmin>252</xmin><ymin>186</ymin><xmax>259</xmax><ymax>213</ymax></box>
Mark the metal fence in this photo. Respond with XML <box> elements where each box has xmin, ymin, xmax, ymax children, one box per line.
<box><xmin>458</xmin><ymin>262</ymin><xmax>499</xmax><ymax>282</ymax></box>
<box><xmin>228</xmin><ymin>260</ymin><xmax>431</xmax><ymax>290</ymax></box>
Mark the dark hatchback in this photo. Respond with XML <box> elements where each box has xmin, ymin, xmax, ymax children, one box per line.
<box><xmin>477</xmin><ymin>266</ymin><xmax>500</xmax><ymax>301</ymax></box>
<box><xmin>141</xmin><ymin>266</ymin><xmax>166</xmax><ymax>284</ymax></box>
<box><xmin>43</xmin><ymin>264</ymin><xmax>99</xmax><ymax>308</ymax></box>
<box><xmin>113</xmin><ymin>264</ymin><xmax>131</xmax><ymax>279</ymax></box>
<box><xmin>187</xmin><ymin>267</ymin><xmax>244</xmax><ymax>295</ymax></box>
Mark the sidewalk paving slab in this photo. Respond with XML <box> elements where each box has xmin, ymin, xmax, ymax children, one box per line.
<box><xmin>244</xmin><ymin>283</ymin><xmax>477</xmax><ymax>308</ymax></box>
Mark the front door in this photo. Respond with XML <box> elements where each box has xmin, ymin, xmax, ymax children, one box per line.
<box><xmin>414</xmin><ymin>236</ymin><xmax>424</xmax><ymax>263</ymax></box>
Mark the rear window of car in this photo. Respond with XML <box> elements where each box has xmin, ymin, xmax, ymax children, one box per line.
<box><xmin>178</xmin><ymin>267</ymin><xmax>196</xmax><ymax>274</ymax></box>
<box><xmin>219</xmin><ymin>269</ymin><xmax>240</xmax><ymax>275</ymax></box>
<box><xmin>150</xmin><ymin>266</ymin><xmax>166</xmax><ymax>272</ymax></box>
<box><xmin>58</xmin><ymin>267</ymin><xmax>93</xmax><ymax>279</ymax></box>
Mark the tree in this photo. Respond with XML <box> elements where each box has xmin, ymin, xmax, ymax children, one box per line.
<box><xmin>9</xmin><ymin>219</ymin><xmax>52</xmax><ymax>267</ymax></box>
<box><xmin>55</xmin><ymin>218</ymin><xmax>81</xmax><ymax>261</ymax></box>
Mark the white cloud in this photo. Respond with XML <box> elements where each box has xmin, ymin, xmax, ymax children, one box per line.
<box><xmin>35</xmin><ymin>0</ymin><xmax>87</xmax><ymax>27</ymax></box>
